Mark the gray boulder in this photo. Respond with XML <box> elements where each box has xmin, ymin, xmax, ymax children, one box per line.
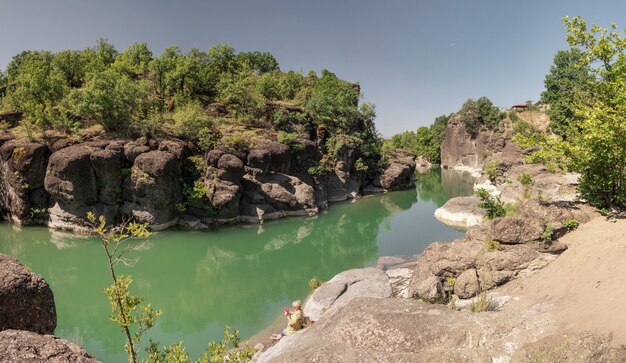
<box><xmin>434</xmin><ymin>196</ymin><xmax>485</xmax><ymax>227</ymax></box>
<box><xmin>0</xmin><ymin>254</ymin><xmax>56</xmax><ymax>334</ymax></box>
<box><xmin>377</xmin><ymin>149</ymin><xmax>416</xmax><ymax>191</ymax></box>
<box><xmin>0</xmin><ymin>329</ymin><xmax>100</xmax><ymax>363</ymax></box>
<box><xmin>121</xmin><ymin>150</ymin><xmax>182</xmax><ymax>229</ymax></box>
<box><xmin>303</xmin><ymin>268</ymin><xmax>391</xmax><ymax>322</ymax></box>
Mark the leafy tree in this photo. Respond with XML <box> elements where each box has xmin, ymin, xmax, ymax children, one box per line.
<box><xmin>305</xmin><ymin>69</ymin><xmax>359</xmax><ymax>129</ymax></box>
<box><xmin>541</xmin><ymin>48</ymin><xmax>593</xmax><ymax>138</ymax></box>
<box><xmin>52</xmin><ymin>50</ymin><xmax>89</xmax><ymax>88</ymax></box>
<box><xmin>4</xmin><ymin>51</ymin><xmax>68</xmax><ymax>128</ymax></box>
<box><xmin>562</xmin><ymin>16</ymin><xmax>626</xmax><ymax>208</ymax></box>
<box><xmin>113</xmin><ymin>42</ymin><xmax>153</xmax><ymax>79</ymax></box>
<box><xmin>458</xmin><ymin>97</ymin><xmax>501</xmax><ymax>136</ymax></box>
<box><xmin>69</xmin><ymin>69</ymin><xmax>148</xmax><ymax>131</ymax></box>
<box><xmin>236</xmin><ymin>51</ymin><xmax>279</xmax><ymax>74</ymax></box>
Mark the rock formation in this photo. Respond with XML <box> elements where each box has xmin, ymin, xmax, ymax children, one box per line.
<box><xmin>409</xmin><ymin>200</ymin><xmax>597</xmax><ymax>301</ymax></box>
<box><xmin>0</xmin><ymin>253</ymin><xmax>56</xmax><ymax>335</ymax></box>
<box><xmin>440</xmin><ymin>115</ymin><xmax>523</xmax><ymax>172</ymax></box>
<box><xmin>0</xmin><ymin>329</ymin><xmax>101</xmax><ymax>363</ymax></box>
<box><xmin>0</xmin><ymin>131</ymin><xmax>417</xmax><ymax>231</ymax></box>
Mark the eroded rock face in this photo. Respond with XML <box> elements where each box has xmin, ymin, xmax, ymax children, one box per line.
<box><xmin>241</xmin><ymin>173</ymin><xmax>318</xmax><ymax>223</ymax></box>
<box><xmin>0</xmin><ymin>254</ymin><xmax>56</xmax><ymax>334</ymax></box>
<box><xmin>377</xmin><ymin>149</ymin><xmax>417</xmax><ymax>191</ymax></box>
<box><xmin>0</xmin><ymin>141</ymin><xmax>50</xmax><ymax>224</ymax></box>
<box><xmin>409</xmin><ymin>200</ymin><xmax>598</xmax><ymax>301</ymax></box>
<box><xmin>121</xmin><ymin>150</ymin><xmax>182</xmax><ymax>229</ymax></box>
<box><xmin>257</xmin><ymin>297</ymin><xmax>626</xmax><ymax>363</ymax></box>
<box><xmin>0</xmin><ymin>330</ymin><xmax>100</xmax><ymax>363</ymax></box>
<box><xmin>440</xmin><ymin>115</ymin><xmax>523</xmax><ymax>171</ymax></box>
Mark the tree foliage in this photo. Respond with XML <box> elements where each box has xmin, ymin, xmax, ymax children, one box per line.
<box><xmin>383</xmin><ymin>114</ymin><xmax>452</xmax><ymax>164</ymax></box>
<box><xmin>560</xmin><ymin>16</ymin><xmax>626</xmax><ymax>208</ymax></box>
<box><xmin>541</xmin><ymin>48</ymin><xmax>594</xmax><ymax>138</ymax></box>
<box><xmin>458</xmin><ymin>97</ymin><xmax>502</xmax><ymax>136</ymax></box>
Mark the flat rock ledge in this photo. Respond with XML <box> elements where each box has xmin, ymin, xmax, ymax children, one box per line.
<box><xmin>255</xmin><ymin>297</ymin><xmax>626</xmax><ymax>363</ymax></box>
<box><xmin>434</xmin><ymin>196</ymin><xmax>485</xmax><ymax>228</ymax></box>
<box><xmin>0</xmin><ymin>329</ymin><xmax>101</xmax><ymax>363</ymax></box>
<box><xmin>303</xmin><ymin>268</ymin><xmax>392</xmax><ymax>322</ymax></box>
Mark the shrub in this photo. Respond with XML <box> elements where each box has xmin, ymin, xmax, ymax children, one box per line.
<box><xmin>173</xmin><ymin>101</ymin><xmax>211</xmax><ymax>139</ymax></box>
<box><xmin>485</xmin><ymin>239</ymin><xmax>502</xmax><ymax>251</ymax></box>
<box><xmin>541</xmin><ymin>222</ymin><xmax>555</xmax><ymax>242</ymax></box>
<box><xmin>222</xmin><ymin>133</ymin><xmax>250</xmax><ymax>151</ymax></box>
<box><xmin>459</xmin><ymin>97</ymin><xmax>502</xmax><ymax>136</ymax></box>
<box><xmin>469</xmin><ymin>291</ymin><xmax>495</xmax><ymax>312</ymax></box>
<box><xmin>518</xmin><ymin>172</ymin><xmax>534</xmax><ymax>187</ymax></box>
<box><xmin>563</xmin><ymin>218</ymin><xmax>580</xmax><ymax>230</ymax></box>
<box><xmin>309</xmin><ymin>276</ymin><xmax>323</xmax><ymax>290</ymax></box>
<box><xmin>476</xmin><ymin>188</ymin><xmax>505</xmax><ymax>219</ymax></box>
<box><xmin>484</xmin><ymin>161</ymin><xmax>499</xmax><ymax>183</ymax></box>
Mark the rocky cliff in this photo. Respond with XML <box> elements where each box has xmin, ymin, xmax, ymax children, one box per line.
<box><xmin>440</xmin><ymin>114</ymin><xmax>523</xmax><ymax>172</ymax></box>
<box><xmin>0</xmin><ymin>129</ymin><xmax>416</xmax><ymax>231</ymax></box>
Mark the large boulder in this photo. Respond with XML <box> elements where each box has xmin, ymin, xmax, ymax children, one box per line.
<box><xmin>0</xmin><ymin>330</ymin><xmax>100</xmax><ymax>363</ymax></box>
<box><xmin>257</xmin><ymin>297</ymin><xmax>626</xmax><ymax>363</ymax></box>
<box><xmin>434</xmin><ymin>196</ymin><xmax>485</xmax><ymax>228</ymax></box>
<box><xmin>240</xmin><ymin>173</ymin><xmax>317</xmax><ymax>223</ymax></box>
<box><xmin>0</xmin><ymin>254</ymin><xmax>56</xmax><ymax>334</ymax></box>
<box><xmin>377</xmin><ymin>149</ymin><xmax>417</xmax><ymax>191</ymax></box>
<box><xmin>45</xmin><ymin>145</ymin><xmax>97</xmax><ymax>207</ymax></box>
<box><xmin>303</xmin><ymin>268</ymin><xmax>391</xmax><ymax>322</ymax></box>
<box><xmin>121</xmin><ymin>151</ymin><xmax>182</xmax><ymax>229</ymax></box>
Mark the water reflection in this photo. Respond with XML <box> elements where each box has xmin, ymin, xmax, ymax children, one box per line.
<box><xmin>0</xmin><ymin>168</ymin><xmax>473</xmax><ymax>361</ymax></box>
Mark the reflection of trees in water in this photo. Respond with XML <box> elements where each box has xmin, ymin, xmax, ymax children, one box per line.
<box><xmin>415</xmin><ymin>168</ymin><xmax>475</xmax><ymax>207</ymax></box>
<box><xmin>0</xmin><ymin>186</ymin><xmax>420</xmax><ymax>360</ymax></box>
<box><xmin>441</xmin><ymin>168</ymin><xmax>475</xmax><ymax>198</ymax></box>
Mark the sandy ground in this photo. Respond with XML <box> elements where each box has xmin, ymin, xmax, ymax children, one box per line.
<box><xmin>499</xmin><ymin>216</ymin><xmax>626</xmax><ymax>347</ymax></box>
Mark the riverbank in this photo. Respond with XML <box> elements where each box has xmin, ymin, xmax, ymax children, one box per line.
<box><xmin>255</xmin><ymin>214</ymin><xmax>626</xmax><ymax>362</ymax></box>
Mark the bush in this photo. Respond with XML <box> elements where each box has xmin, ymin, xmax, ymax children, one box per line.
<box><xmin>541</xmin><ymin>222</ymin><xmax>555</xmax><ymax>242</ymax></box>
<box><xmin>476</xmin><ymin>188</ymin><xmax>505</xmax><ymax>219</ymax></box>
<box><xmin>484</xmin><ymin>161</ymin><xmax>499</xmax><ymax>183</ymax></box>
<box><xmin>173</xmin><ymin>101</ymin><xmax>212</xmax><ymax>139</ymax></box>
<box><xmin>459</xmin><ymin>97</ymin><xmax>502</xmax><ymax>136</ymax></box>
<box><xmin>469</xmin><ymin>291</ymin><xmax>495</xmax><ymax>312</ymax></box>
<box><xmin>518</xmin><ymin>172</ymin><xmax>534</xmax><ymax>187</ymax></box>
<box><xmin>485</xmin><ymin>239</ymin><xmax>501</xmax><ymax>251</ymax></box>
<box><xmin>309</xmin><ymin>276</ymin><xmax>323</xmax><ymax>290</ymax></box>
<box><xmin>563</xmin><ymin>218</ymin><xmax>580</xmax><ymax>230</ymax></box>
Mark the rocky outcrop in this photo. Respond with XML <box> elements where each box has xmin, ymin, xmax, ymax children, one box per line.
<box><xmin>409</xmin><ymin>200</ymin><xmax>597</xmax><ymax>301</ymax></box>
<box><xmin>434</xmin><ymin>196</ymin><xmax>485</xmax><ymax>227</ymax></box>
<box><xmin>491</xmin><ymin>163</ymin><xmax>580</xmax><ymax>203</ymax></box>
<box><xmin>0</xmin><ymin>253</ymin><xmax>56</xmax><ymax>334</ymax></box>
<box><xmin>121</xmin><ymin>150</ymin><xmax>182</xmax><ymax>229</ymax></box>
<box><xmin>1</xmin><ymin>130</ymin><xmax>417</xmax><ymax>231</ymax></box>
<box><xmin>303</xmin><ymin>268</ymin><xmax>392</xmax><ymax>322</ymax></box>
<box><xmin>440</xmin><ymin>115</ymin><xmax>523</xmax><ymax>172</ymax></box>
<box><xmin>257</xmin><ymin>297</ymin><xmax>626</xmax><ymax>363</ymax></box>
<box><xmin>376</xmin><ymin>149</ymin><xmax>416</xmax><ymax>191</ymax></box>
<box><xmin>0</xmin><ymin>139</ymin><xmax>50</xmax><ymax>225</ymax></box>
<box><xmin>0</xmin><ymin>329</ymin><xmax>100</xmax><ymax>363</ymax></box>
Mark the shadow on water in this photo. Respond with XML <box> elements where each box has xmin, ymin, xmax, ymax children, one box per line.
<box><xmin>0</xmin><ymin>167</ymin><xmax>474</xmax><ymax>361</ymax></box>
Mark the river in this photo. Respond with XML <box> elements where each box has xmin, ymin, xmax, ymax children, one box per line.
<box><xmin>0</xmin><ymin>168</ymin><xmax>474</xmax><ymax>361</ymax></box>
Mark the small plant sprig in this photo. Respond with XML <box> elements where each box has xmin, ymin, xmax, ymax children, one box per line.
<box><xmin>86</xmin><ymin>212</ymin><xmax>159</xmax><ymax>363</ymax></box>
<box><xmin>476</xmin><ymin>188</ymin><xmax>505</xmax><ymax>219</ymax></box>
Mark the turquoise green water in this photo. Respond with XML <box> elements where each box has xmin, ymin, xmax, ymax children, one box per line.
<box><xmin>0</xmin><ymin>168</ymin><xmax>474</xmax><ymax>362</ymax></box>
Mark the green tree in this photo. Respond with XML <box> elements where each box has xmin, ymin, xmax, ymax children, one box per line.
<box><xmin>305</xmin><ymin>69</ymin><xmax>359</xmax><ymax>129</ymax></box>
<box><xmin>541</xmin><ymin>48</ymin><xmax>593</xmax><ymax>138</ymax></box>
<box><xmin>113</xmin><ymin>42</ymin><xmax>153</xmax><ymax>79</ymax></box>
<box><xmin>458</xmin><ymin>97</ymin><xmax>501</xmax><ymax>136</ymax></box>
<box><xmin>562</xmin><ymin>16</ymin><xmax>626</xmax><ymax>208</ymax></box>
<box><xmin>69</xmin><ymin>69</ymin><xmax>148</xmax><ymax>131</ymax></box>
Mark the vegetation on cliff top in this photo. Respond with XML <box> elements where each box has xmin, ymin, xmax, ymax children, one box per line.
<box><xmin>0</xmin><ymin>41</ymin><xmax>383</xmax><ymax>177</ymax></box>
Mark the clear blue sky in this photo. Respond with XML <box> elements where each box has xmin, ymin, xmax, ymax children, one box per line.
<box><xmin>1</xmin><ymin>0</ymin><xmax>626</xmax><ymax>136</ymax></box>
